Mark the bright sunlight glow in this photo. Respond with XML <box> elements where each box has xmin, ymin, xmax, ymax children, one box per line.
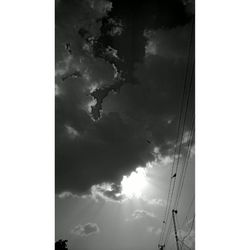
<box><xmin>121</xmin><ymin>167</ymin><xmax>147</xmax><ymax>198</ymax></box>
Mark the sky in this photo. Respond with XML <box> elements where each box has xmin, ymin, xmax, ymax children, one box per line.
<box><xmin>55</xmin><ymin>0</ymin><xmax>195</xmax><ymax>250</ymax></box>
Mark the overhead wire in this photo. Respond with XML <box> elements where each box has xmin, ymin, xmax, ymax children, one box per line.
<box><xmin>158</xmin><ymin>67</ymin><xmax>191</xmax><ymax>245</ymax></box>
<box><xmin>175</xmin><ymin>98</ymin><xmax>195</xmax><ymax>250</ymax></box>
<box><xmin>164</xmin><ymin>63</ymin><xmax>194</xmax><ymax>247</ymax></box>
<box><xmin>181</xmin><ymin>194</ymin><xmax>195</xmax><ymax>229</ymax></box>
<box><xmin>181</xmin><ymin>241</ymin><xmax>192</xmax><ymax>250</ymax></box>
<box><xmin>174</xmin><ymin>114</ymin><xmax>195</xmax><ymax>209</ymax></box>
<box><xmin>179</xmin><ymin>215</ymin><xmax>195</xmax><ymax>250</ymax></box>
<box><xmin>163</xmin><ymin>19</ymin><xmax>195</xmax><ymax>246</ymax></box>
<box><xmin>158</xmin><ymin>18</ymin><xmax>195</xmax><ymax>248</ymax></box>
<box><xmin>168</xmin><ymin>127</ymin><xmax>195</xmax><ymax>249</ymax></box>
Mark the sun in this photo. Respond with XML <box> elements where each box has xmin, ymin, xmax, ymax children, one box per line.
<box><xmin>121</xmin><ymin>167</ymin><xmax>147</xmax><ymax>198</ymax></box>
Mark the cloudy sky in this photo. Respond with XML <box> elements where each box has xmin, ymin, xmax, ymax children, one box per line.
<box><xmin>55</xmin><ymin>0</ymin><xmax>195</xmax><ymax>250</ymax></box>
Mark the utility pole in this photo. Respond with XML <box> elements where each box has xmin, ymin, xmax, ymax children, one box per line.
<box><xmin>172</xmin><ymin>210</ymin><xmax>180</xmax><ymax>250</ymax></box>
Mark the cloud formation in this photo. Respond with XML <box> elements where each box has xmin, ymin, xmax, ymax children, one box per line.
<box><xmin>58</xmin><ymin>191</ymin><xmax>79</xmax><ymax>199</ymax></box>
<box><xmin>86</xmin><ymin>182</ymin><xmax>125</xmax><ymax>202</ymax></box>
<box><xmin>71</xmin><ymin>223</ymin><xmax>100</xmax><ymax>237</ymax></box>
<box><xmin>55</xmin><ymin>0</ymin><xmax>194</xmax><ymax>196</ymax></box>
<box><xmin>131</xmin><ymin>210</ymin><xmax>156</xmax><ymax>220</ymax></box>
<box><xmin>147</xmin><ymin>226</ymin><xmax>162</xmax><ymax>235</ymax></box>
<box><xmin>146</xmin><ymin>198</ymin><xmax>166</xmax><ymax>207</ymax></box>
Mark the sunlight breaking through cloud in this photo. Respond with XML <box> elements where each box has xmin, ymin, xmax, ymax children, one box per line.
<box><xmin>121</xmin><ymin>167</ymin><xmax>147</xmax><ymax>198</ymax></box>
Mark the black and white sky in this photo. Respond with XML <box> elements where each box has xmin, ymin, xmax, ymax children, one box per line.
<box><xmin>55</xmin><ymin>0</ymin><xmax>195</xmax><ymax>250</ymax></box>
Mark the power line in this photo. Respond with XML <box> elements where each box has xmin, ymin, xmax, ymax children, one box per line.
<box><xmin>180</xmin><ymin>215</ymin><xmax>195</xmax><ymax>250</ymax></box>
<box><xmin>164</xmin><ymin>63</ymin><xmax>194</xmax><ymax>247</ymax></box>
<box><xmin>174</xmin><ymin>115</ymin><xmax>195</xmax><ymax>209</ymax></box>
<box><xmin>181</xmin><ymin>194</ymin><xmax>195</xmax><ymax>229</ymax></box>
<box><xmin>158</xmin><ymin>18</ymin><xmax>195</xmax><ymax>249</ymax></box>
<box><xmin>181</xmin><ymin>241</ymin><xmax>192</xmax><ymax>250</ymax></box>
<box><xmin>164</xmin><ymin>48</ymin><xmax>195</xmax><ymax>244</ymax></box>
<box><xmin>158</xmin><ymin>18</ymin><xmax>194</xmax><ymax>248</ymax></box>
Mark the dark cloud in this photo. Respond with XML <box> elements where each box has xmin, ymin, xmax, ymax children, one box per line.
<box><xmin>71</xmin><ymin>223</ymin><xmax>100</xmax><ymax>236</ymax></box>
<box><xmin>56</xmin><ymin>111</ymin><xmax>155</xmax><ymax>194</ymax></box>
<box><xmin>103</xmin><ymin>53</ymin><xmax>194</xmax><ymax>154</ymax></box>
<box><xmin>86</xmin><ymin>0</ymin><xmax>194</xmax><ymax>120</ymax></box>
<box><xmin>144</xmin><ymin>24</ymin><xmax>192</xmax><ymax>59</ymax></box>
<box><xmin>56</xmin><ymin>0</ymin><xmax>194</xmax><ymax>195</ymax></box>
<box><xmin>90</xmin><ymin>78</ymin><xmax>124</xmax><ymax>120</ymax></box>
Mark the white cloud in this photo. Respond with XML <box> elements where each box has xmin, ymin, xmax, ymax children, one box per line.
<box><xmin>71</xmin><ymin>223</ymin><xmax>100</xmax><ymax>237</ymax></box>
<box><xmin>144</xmin><ymin>30</ymin><xmax>158</xmax><ymax>57</ymax></box>
<box><xmin>88</xmin><ymin>0</ymin><xmax>112</xmax><ymax>15</ymax></box>
<box><xmin>143</xmin><ymin>25</ymin><xmax>191</xmax><ymax>60</ymax></box>
<box><xmin>87</xmin><ymin>98</ymin><xmax>97</xmax><ymax>113</ymax></box>
<box><xmin>110</xmin><ymin>26</ymin><xmax>123</xmax><ymax>36</ymax></box>
<box><xmin>182</xmin><ymin>130</ymin><xmax>192</xmax><ymax>144</ymax></box>
<box><xmin>58</xmin><ymin>191</ymin><xmax>79</xmax><ymax>199</ymax></box>
<box><xmin>131</xmin><ymin>209</ymin><xmax>156</xmax><ymax>220</ymax></box>
<box><xmin>58</xmin><ymin>182</ymin><xmax>125</xmax><ymax>203</ymax></box>
<box><xmin>55</xmin><ymin>84</ymin><xmax>61</xmax><ymax>96</ymax></box>
<box><xmin>145</xmin><ymin>198</ymin><xmax>166</xmax><ymax>207</ymax></box>
<box><xmin>190</xmin><ymin>145</ymin><xmax>195</xmax><ymax>157</ymax></box>
<box><xmin>65</xmin><ymin>125</ymin><xmax>80</xmax><ymax>139</ymax></box>
<box><xmin>55</xmin><ymin>55</ymin><xmax>73</xmax><ymax>77</ymax></box>
<box><xmin>147</xmin><ymin>226</ymin><xmax>162</xmax><ymax>235</ymax></box>
<box><xmin>106</xmin><ymin>46</ymin><xmax>119</xmax><ymax>59</ymax></box>
<box><xmin>108</xmin><ymin>18</ymin><xmax>124</xmax><ymax>36</ymax></box>
<box><xmin>57</xmin><ymin>150</ymin><xmax>174</xmax><ymax>204</ymax></box>
<box><xmin>88</xmin><ymin>182</ymin><xmax>126</xmax><ymax>203</ymax></box>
